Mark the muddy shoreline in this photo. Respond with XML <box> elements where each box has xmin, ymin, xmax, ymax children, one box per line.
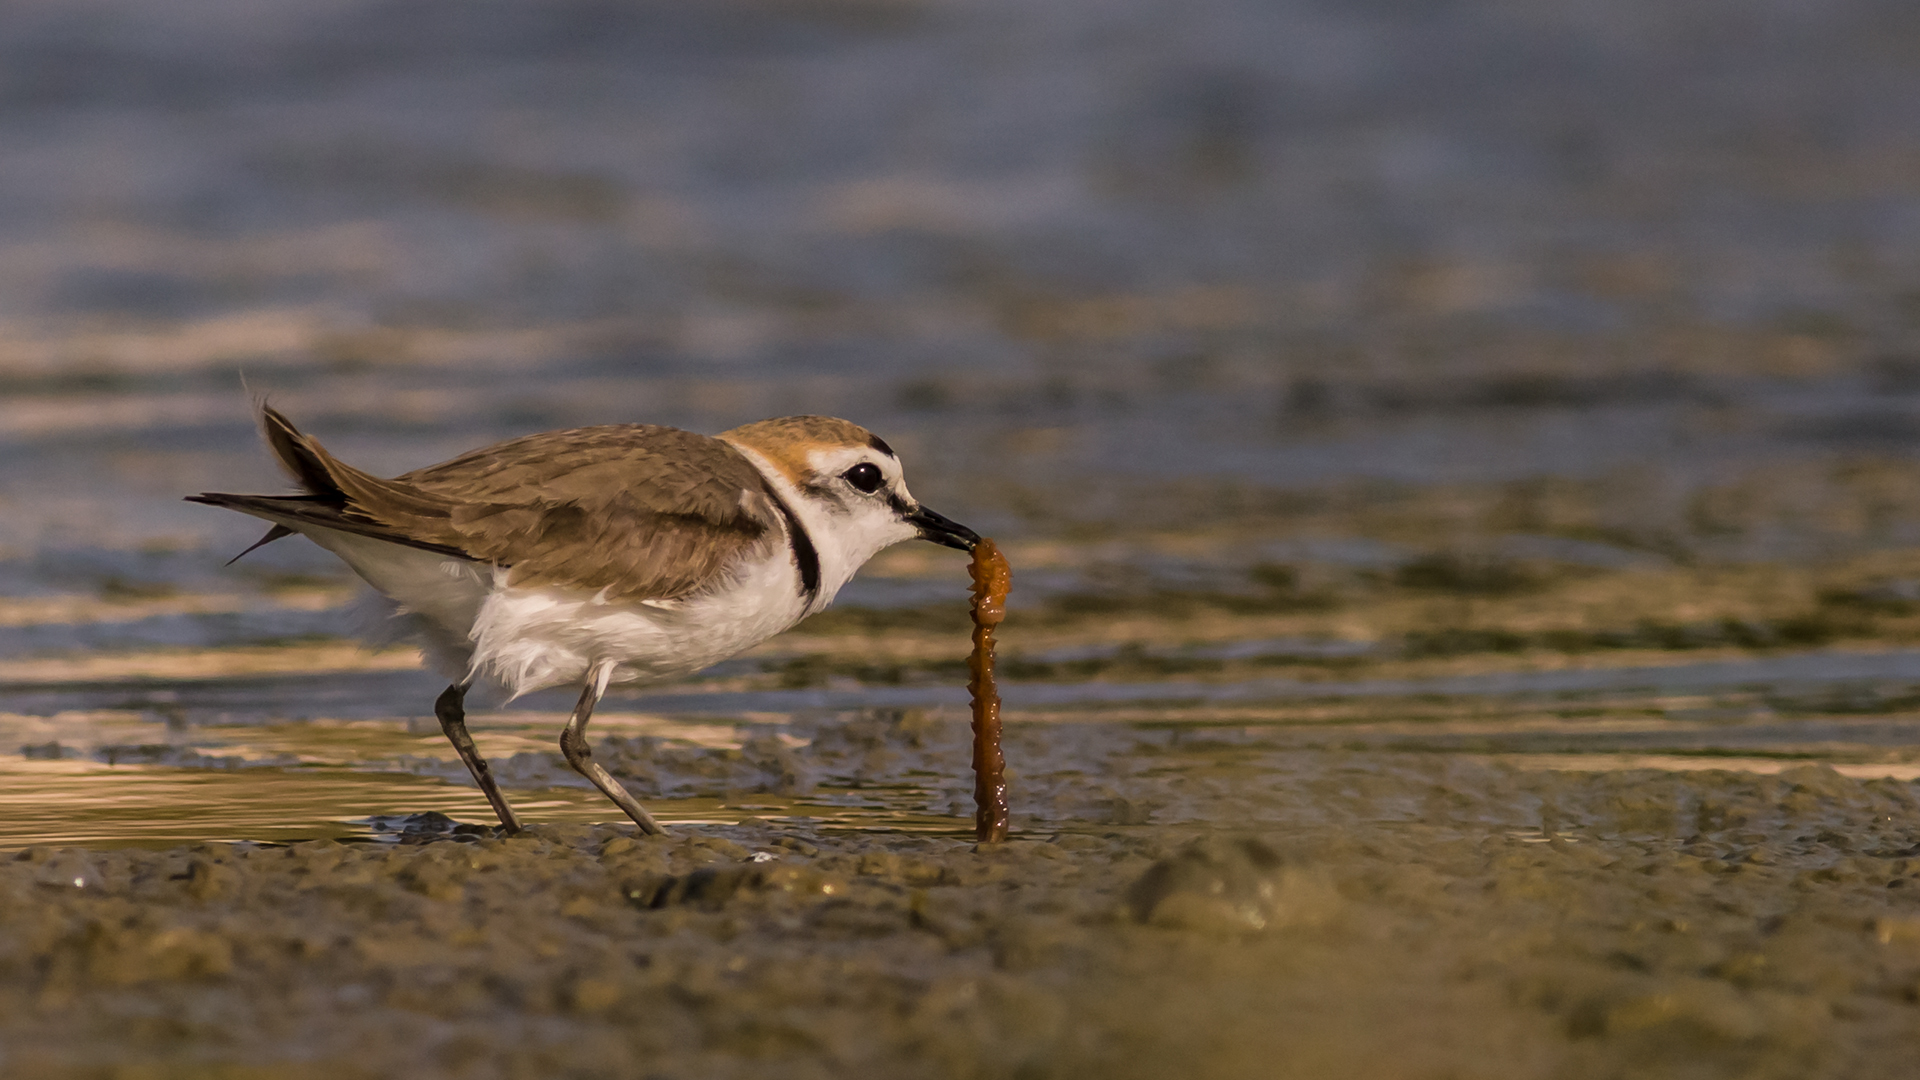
<box><xmin>5</xmin><ymin>753</ymin><xmax>1918</xmax><ymax>1079</ymax></box>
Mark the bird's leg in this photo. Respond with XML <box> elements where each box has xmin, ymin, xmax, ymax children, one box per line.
<box><xmin>559</xmin><ymin>667</ymin><xmax>665</xmax><ymax>836</ymax></box>
<box><xmin>434</xmin><ymin>683</ymin><xmax>523</xmax><ymax>834</ymax></box>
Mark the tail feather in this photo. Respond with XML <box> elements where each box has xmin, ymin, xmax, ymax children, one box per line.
<box><xmin>259</xmin><ymin>404</ymin><xmax>345</xmax><ymax>504</ymax></box>
<box><xmin>194</xmin><ymin>401</ymin><xmax>475</xmax><ymax>560</ymax></box>
<box><xmin>255</xmin><ymin>404</ymin><xmax>463</xmax><ymax>527</ymax></box>
<box><xmin>186</xmin><ymin>491</ymin><xmax>474</xmax><ymax>559</ymax></box>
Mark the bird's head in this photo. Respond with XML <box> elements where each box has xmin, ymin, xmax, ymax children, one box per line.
<box><xmin>720</xmin><ymin>416</ymin><xmax>979</xmax><ymax>597</ymax></box>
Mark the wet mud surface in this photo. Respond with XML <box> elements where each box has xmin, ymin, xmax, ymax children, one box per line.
<box><xmin>6</xmin><ymin>758</ymin><xmax>1920</xmax><ymax>1079</ymax></box>
<box><xmin>15</xmin><ymin>423</ymin><xmax>1920</xmax><ymax>1072</ymax></box>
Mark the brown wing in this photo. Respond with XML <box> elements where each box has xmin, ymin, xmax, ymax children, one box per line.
<box><xmin>219</xmin><ymin>407</ymin><xmax>777</xmax><ymax>600</ymax></box>
<box><xmin>402</xmin><ymin>424</ymin><xmax>779</xmax><ymax>599</ymax></box>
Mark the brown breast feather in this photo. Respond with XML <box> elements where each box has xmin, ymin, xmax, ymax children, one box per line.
<box><xmin>260</xmin><ymin>407</ymin><xmax>778</xmax><ymax>601</ymax></box>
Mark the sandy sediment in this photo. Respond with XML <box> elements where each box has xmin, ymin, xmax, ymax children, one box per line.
<box><xmin>5</xmin><ymin>755</ymin><xmax>1919</xmax><ymax>1080</ymax></box>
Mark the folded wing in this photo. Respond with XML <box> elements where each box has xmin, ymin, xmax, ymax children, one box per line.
<box><xmin>189</xmin><ymin>406</ymin><xmax>778</xmax><ymax>601</ymax></box>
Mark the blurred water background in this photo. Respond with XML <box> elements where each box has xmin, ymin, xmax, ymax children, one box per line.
<box><xmin>7</xmin><ymin>0</ymin><xmax>1920</xmax><ymax>846</ymax></box>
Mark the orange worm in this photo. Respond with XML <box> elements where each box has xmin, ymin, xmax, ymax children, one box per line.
<box><xmin>967</xmin><ymin>538</ymin><xmax>1011</xmax><ymax>843</ymax></box>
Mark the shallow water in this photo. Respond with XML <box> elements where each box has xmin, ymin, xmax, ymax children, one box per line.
<box><xmin>9</xmin><ymin>631</ymin><xmax>1920</xmax><ymax>848</ymax></box>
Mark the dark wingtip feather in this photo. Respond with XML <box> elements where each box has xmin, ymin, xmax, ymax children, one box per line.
<box><xmin>256</xmin><ymin>404</ymin><xmax>345</xmax><ymax>504</ymax></box>
<box><xmin>185</xmin><ymin>493</ymin><xmax>297</xmax><ymax>561</ymax></box>
<box><xmin>224</xmin><ymin>524</ymin><xmax>296</xmax><ymax>565</ymax></box>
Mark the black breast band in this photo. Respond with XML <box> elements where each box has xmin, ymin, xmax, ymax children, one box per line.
<box><xmin>760</xmin><ymin>482</ymin><xmax>822</xmax><ymax>604</ymax></box>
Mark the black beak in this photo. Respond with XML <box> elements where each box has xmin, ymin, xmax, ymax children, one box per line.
<box><xmin>905</xmin><ymin>504</ymin><xmax>980</xmax><ymax>552</ymax></box>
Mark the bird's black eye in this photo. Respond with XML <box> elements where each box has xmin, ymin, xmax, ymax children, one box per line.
<box><xmin>843</xmin><ymin>462</ymin><xmax>885</xmax><ymax>494</ymax></box>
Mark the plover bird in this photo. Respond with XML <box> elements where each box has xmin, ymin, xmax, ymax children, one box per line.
<box><xmin>190</xmin><ymin>406</ymin><xmax>979</xmax><ymax>835</ymax></box>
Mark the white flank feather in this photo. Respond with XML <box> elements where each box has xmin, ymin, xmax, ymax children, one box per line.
<box><xmin>295</xmin><ymin>527</ymin><xmax>491</xmax><ymax>676</ymax></box>
<box><xmin>467</xmin><ymin>545</ymin><xmax>809</xmax><ymax>698</ymax></box>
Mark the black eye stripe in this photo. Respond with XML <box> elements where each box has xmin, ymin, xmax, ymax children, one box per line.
<box><xmin>842</xmin><ymin>462</ymin><xmax>885</xmax><ymax>494</ymax></box>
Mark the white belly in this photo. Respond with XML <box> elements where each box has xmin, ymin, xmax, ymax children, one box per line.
<box><xmin>467</xmin><ymin>551</ymin><xmax>810</xmax><ymax>697</ymax></box>
<box><xmin>295</xmin><ymin>523</ymin><xmax>810</xmax><ymax>698</ymax></box>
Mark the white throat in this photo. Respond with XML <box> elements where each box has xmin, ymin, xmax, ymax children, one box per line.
<box><xmin>723</xmin><ymin>441</ymin><xmax>910</xmax><ymax>614</ymax></box>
